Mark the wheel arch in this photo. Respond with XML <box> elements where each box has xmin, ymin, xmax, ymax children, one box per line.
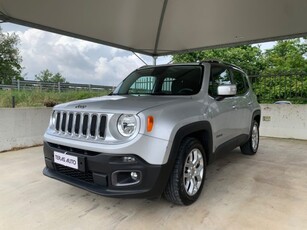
<box><xmin>168</xmin><ymin>121</ymin><xmax>213</xmax><ymax>166</ymax></box>
<box><xmin>160</xmin><ymin>121</ymin><xmax>213</xmax><ymax>196</ymax></box>
<box><xmin>159</xmin><ymin>121</ymin><xmax>213</xmax><ymax>196</ymax></box>
<box><xmin>252</xmin><ymin>109</ymin><xmax>261</xmax><ymax>126</ymax></box>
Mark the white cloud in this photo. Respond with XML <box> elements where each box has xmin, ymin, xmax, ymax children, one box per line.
<box><xmin>2</xmin><ymin>23</ymin><xmax>171</xmax><ymax>86</ymax></box>
<box><xmin>94</xmin><ymin>55</ymin><xmax>143</xmax><ymax>86</ymax></box>
<box><xmin>1</xmin><ymin>22</ymin><xmax>282</xmax><ymax>86</ymax></box>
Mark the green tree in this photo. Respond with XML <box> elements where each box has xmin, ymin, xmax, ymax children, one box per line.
<box><xmin>263</xmin><ymin>39</ymin><xmax>307</xmax><ymax>73</ymax></box>
<box><xmin>172</xmin><ymin>45</ymin><xmax>265</xmax><ymax>74</ymax></box>
<box><xmin>172</xmin><ymin>39</ymin><xmax>307</xmax><ymax>103</ymax></box>
<box><xmin>52</xmin><ymin>72</ymin><xmax>66</xmax><ymax>83</ymax></box>
<box><xmin>35</xmin><ymin>69</ymin><xmax>67</xmax><ymax>83</ymax></box>
<box><xmin>0</xmin><ymin>27</ymin><xmax>23</xmax><ymax>84</ymax></box>
<box><xmin>253</xmin><ymin>39</ymin><xmax>307</xmax><ymax>103</ymax></box>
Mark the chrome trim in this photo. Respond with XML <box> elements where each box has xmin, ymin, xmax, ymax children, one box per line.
<box><xmin>53</xmin><ymin>110</ymin><xmax>107</xmax><ymax>141</ymax></box>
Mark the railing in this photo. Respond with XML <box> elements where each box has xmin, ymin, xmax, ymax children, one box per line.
<box><xmin>2</xmin><ymin>73</ymin><xmax>307</xmax><ymax>103</ymax></box>
<box><xmin>249</xmin><ymin>72</ymin><xmax>307</xmax><ymax>103</ymax></box>
<box><xmin>129</xmin><ymin>72</ymin><xmax>307</xmax><ymax>103</ymax></box>
<box><xmin>0</xmin><ymin>79</ymin><xmax>113</xmax><ymax>92</ymax></box>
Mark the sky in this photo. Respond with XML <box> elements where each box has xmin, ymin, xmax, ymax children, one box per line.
<box><xmin>1</xmin><ymin>22</ymin><xmax>275</xmax><ymax>87</ymax></box>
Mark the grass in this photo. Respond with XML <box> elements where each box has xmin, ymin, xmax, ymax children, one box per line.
<box><xmin>0</xmin><ymin>89</ymin><xmax>110</xmax><ymax>108</ymax></box>
<box><xmin>1</xmin><ymin>89</ymin><xmax>306</xmax><ymax>108</ymax></box>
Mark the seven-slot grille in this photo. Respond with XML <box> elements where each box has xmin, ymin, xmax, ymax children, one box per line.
<box><xmin>54</xmin><ymin>111</ymin><xmax>106</xmax><ymax>139</ymax></box>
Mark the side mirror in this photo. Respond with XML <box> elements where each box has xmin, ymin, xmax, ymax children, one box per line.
<box><xmin>217</xmin><ymin>85</ymin><xmax>237</xmax><ymax>96</ymax></box>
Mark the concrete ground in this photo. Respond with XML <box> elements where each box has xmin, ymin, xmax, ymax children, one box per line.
<box><xmin>1</xmin><ymin>137</ymin><xmax>307</xmax><ymax>230</ymax></box>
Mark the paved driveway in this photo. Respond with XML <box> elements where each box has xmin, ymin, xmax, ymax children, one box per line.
<box><xmin>1</xmin><ymin>137</ymin><xmax>307</xmax><ymax>230</ymax></box>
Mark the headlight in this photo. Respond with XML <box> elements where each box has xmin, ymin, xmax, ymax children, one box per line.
<box><xmin>117</xmin><ymin>114</ymin><xmax>137</xmax><ymax>137</ymax></box>
<box><xmin>50</xmin><ymin>111</ymin><xmax>57</xmax><ymax>127</ymax></box>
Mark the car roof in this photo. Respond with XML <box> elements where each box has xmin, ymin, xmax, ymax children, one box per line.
<box><xmin>138</xmin><ymin>59</ymin><xmax>244</xmax><ymax>72</ymax></box>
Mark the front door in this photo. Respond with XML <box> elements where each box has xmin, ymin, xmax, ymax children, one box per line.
<box><xmin>208</xmin><ymin>65</ymin><xmax>238</xmax><ymax>150</ymax></box>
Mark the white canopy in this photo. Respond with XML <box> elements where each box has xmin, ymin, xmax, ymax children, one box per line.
<box><xmin>0</xmin><ymin>0</ymin><xmax>306</xmax><ymax>56</ymax></box>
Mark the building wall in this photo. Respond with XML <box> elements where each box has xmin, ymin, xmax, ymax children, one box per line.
<box><xmin>0</xmin><ymin>105</ymin><xmax>306</xmax><ymax>152</ymax></box>
<box><xmin>260</xmin><ymin>104</ymin><xmax>307</xmax><ymax>140</ymax></box>
<box><xmin>0</xmin><ymin>108</ymin><xmax>52</xmax><ymax>152</ymax></box>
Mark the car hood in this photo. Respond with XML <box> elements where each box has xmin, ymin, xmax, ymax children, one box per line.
<box><xmin>54</xmin><ymin>95</ymin><xmax>192</xmax><ymax>114</ymax></box>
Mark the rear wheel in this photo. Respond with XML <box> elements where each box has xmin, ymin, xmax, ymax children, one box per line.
<box><xmin>240</xmin><ymin>120</ymin><xmax>259</xmax><ymax>155</ymax></box>
<box><xmin>164</xmin><ymin>138</ymin><xmax>206</xmax><ymax>205</ymax></box>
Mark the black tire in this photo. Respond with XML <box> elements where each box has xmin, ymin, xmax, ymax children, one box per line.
<box><xmin>163</xmin><ymin>137</ymin><xmax>206</xmax><ymax>205</ymax></box>
<box><xmin>240</xmin><ymin>120</ymin><xmax>259</xmax><ymax>155</ymax></box>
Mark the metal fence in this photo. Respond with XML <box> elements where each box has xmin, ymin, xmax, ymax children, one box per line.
<box><xmin>127</xmin><ymin>72</ymin><xmax>307</xmax><ymax>103</ymax></box>
<box><xmin>249</xmin><ymin>72</ymin><xmax>307</xmax><ymax>103</ymax></box>
<box><xmin>0</xmin><ymin>79</ymin><xmax>113</xmax><ymax>92</ymax></box>
<box><xmin>1</xmin><ymin>73</ymin><xmax>307</xmax><ymax>103</ymax></box>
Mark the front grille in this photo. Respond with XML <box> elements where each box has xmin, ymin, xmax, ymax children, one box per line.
<box><xmin>55</xmin><ymin>164</ymin><xmax>94</xmax><ymax>183</ymax></box>
<box><xmin>54</xmin><ymin>111</ymin><xmax>106</xmax><ymax>139</ymax></box>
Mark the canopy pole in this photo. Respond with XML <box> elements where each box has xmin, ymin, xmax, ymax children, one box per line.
<box><xmin>132</xmin><ymin>52</ymin><xmax>148</xmax><ymax>65</ymax></box>
<box><xmin>153</xmin><ymin>56</ymin><xmax>158</xmax><ymax>66</ymax></box>
<box><xmin>153</xmin><ymin>0</ymin><xmax>169</xmax><ymax>54</ymax></box>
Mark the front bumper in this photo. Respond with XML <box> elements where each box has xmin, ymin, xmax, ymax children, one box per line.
<box><xmin>43</xmin><ymin>142</ymin><xmax>169</xmax><ymax>198</ymax></box>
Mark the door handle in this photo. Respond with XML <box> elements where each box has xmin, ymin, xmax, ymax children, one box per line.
<box><xmin>248</xmin><ymin>102</ymin><xmax>252</xmax><ymax>106</ymax></box>
<box><xmin>232</xmin><ymin>105</ymin><xmax>237</xmax><ymax>109</ymax></box>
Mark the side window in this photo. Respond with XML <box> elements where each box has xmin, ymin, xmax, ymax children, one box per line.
<box><xmin>209</xmin><ymin>66</ymin><xmax>232</xmax><ymax>97</ymax></box>
<box><xmin>128</xmin><ymin>76</ymin><xmax>156</xmax><ymax>94</ymax></box>
<box><xmin>232</xmin><ymin>70</ymin><xmax>248</xmax><ymax>95</ymax></box>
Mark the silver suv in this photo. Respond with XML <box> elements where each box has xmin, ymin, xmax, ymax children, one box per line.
<box><xmin>43</xmin><ymin>60</ymin><xmax>261</xmax><ymax>205</ymax></box>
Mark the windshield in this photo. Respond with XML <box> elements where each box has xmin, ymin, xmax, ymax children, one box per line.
<box><xmin>112</xmin><ymin>65</ymin><xmax>203</xmax><ymax>96</ymax></box>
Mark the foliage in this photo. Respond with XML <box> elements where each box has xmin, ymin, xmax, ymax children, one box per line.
<box><xmin>0</xmin><ymin>27</ymin><xmax>23</xmax><ymax>84</ymax></box>
<box><xmin>172</xmin><ymin>38</ymin><xmax>307</xmax><ymax>104</ymax></box>
<box><xmin>0</xmin><ymin>90</ymin><xmax>108</xmax><ymax>108</ymax></box>
<box><xmin>173</xmin><ymin>45</ymin><xmax>265</xmax><ymax>74</ymax></box>
<box><xmin>251</xmin><ymin>74</ymin><xmax>307</xmax><ymax>103</ymax></box>
<box><xmin>253</xmin><ymin>39</ymin><xmax>307</xmax><ymax>103</ymax></box>
<box><xmin>35</xmin><ymin>69</ymin><xmax>67</xmax><ymax>83</ymax></box>
<box><xmin>263</xmin><ymin>39</ymin><xmax>307</xmax><ymax>74</ymax></box>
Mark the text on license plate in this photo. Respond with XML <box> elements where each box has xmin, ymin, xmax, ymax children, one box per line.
<box><xmin>54</xmin><ymin>151</ymin><xmax>78</xmax><ymax>170</ymax></box>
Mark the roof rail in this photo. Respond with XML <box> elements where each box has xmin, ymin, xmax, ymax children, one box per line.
<box><xmin>199</xmin><ymin>59</ymin><xmax>222</xmax><ymax>64</ymax></box>
<box><xmin>221</xmin><ymin>61</ymin><xmax>243</xmax><ymax>70</ymax></box>
<box><xmin>138</xmin><ymin>65</ymin><xmax>154</xmax><ymax>69</ymax></box>
<box><xmin>199</xmin><ymin>59</ymin><xmax>243</xmax><ymax>70</ymax></box>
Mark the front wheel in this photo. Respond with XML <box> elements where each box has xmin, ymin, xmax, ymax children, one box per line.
<box><xmin>164</xmin><ymin>138</ymin><xmax>206</xmax><ymax>205</ymax></box>
<box><xmin>240</xmin><ymin>120</ymin><xmax>259</xmax><ymax>155</ymax></box>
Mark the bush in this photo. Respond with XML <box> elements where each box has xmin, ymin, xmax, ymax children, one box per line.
<box><xmin>0</xmin><ymin>90</ymin><xmax>108</xmax><ymax>108</ymax></box>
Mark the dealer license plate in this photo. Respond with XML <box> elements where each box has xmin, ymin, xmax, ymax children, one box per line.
<box><xmin>54</xmin><ymin>151</ymin><xmax>78</xmax><ymax>170</ymax></box>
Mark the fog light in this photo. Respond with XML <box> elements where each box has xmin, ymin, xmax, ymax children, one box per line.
<box><xmin>131</xmin><ymin>171</ymin><xmax>139</xmax><ymax>181</ymax></box>
<box><xmin>112</xmin><ymin>170</ymin><xmax>142</xmax><ymax>186</ymax></box>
